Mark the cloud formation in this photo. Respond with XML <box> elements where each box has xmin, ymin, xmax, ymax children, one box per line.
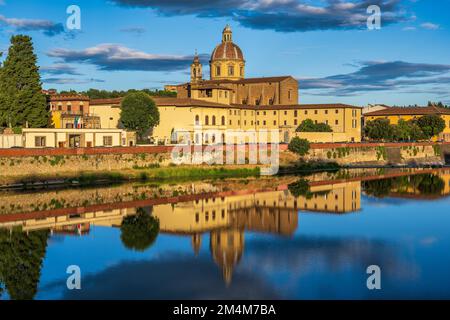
<box><xmin>47</xmin><ymin>43</ymin><xmax>205</xmax><ymax>72</ymax></box>
<box><xmin>420</xmin><ymin>22</ymin><xmax>439</xmax><ymax>30</ymax></box>
<box><xmin>111</xmin><ymin>0</ymin><xmax>409</xmax><ymax>32</ymax></box>
<box><xmin>299</xmin><ymin>60</ymin><xmax>450</xmax><ymax>96</ymax></box>
<box><xmin>0</xmin><ymin>14</ymin><xmax>64</xmax><ymax>37</ymax></box>
<box><xmin>43</xmin><ymin>77</ymin><xmax>105</xmax><ymax>84</ymax></box>
<box><xmin>40</xmin><ymin>63</ymin><xmax>83</xmax><ymax>76</ymax></box>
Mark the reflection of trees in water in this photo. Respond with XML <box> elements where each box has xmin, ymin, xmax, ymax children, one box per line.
<box><xmin>120</xmin><ymin>208</ymin><xmax>160</xmax><ymax>252</ymax></box>
<box><xmin>0</xmin><ymin>229</ymin><xmax>49</xmax><ymax>300</ymax></box>
<box><xmin>287</xmin><ymin>179</ymin><xmax>330</xmax><ymax>199</ymax></box>
<box><xmin>363</xmin><ymin>174</ymin><xmax>445</xmax><ymax>198</ymax></box>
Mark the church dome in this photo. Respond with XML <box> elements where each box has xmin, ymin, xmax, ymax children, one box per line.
<box><xmin>209</xmin><ymin>25</ymin><xmax>245</xmax><ymax>81</ymax></box>
<box><xmin>210</xmin><ymin>42</ymin><xmax>244</xmax><ymax>61</ymax></box>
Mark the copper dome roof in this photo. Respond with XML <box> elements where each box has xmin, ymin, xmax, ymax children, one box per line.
<box><xmin>210</xmin><ymin>42</ymin><xmax>244</xmax><ymax>61</ymax></box>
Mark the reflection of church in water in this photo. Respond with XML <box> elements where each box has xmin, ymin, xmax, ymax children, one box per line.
<box><xmin>0</xmin><ymin>180</ymin><xmax>361</xmax><ymax>285</ymax></box>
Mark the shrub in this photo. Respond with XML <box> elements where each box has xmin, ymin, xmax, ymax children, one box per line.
<box><xmin>288</xmin><ymin>137</ymin><xmax>310</xmax><ymax>156</ymax></box>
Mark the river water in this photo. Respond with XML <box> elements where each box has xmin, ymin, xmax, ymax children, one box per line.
<box><xmin>1</xmin><ymin>168</ymin><xmax>450</xmax><ymax>299</ymax></box>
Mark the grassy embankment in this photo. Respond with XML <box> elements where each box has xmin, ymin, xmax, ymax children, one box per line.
<box><xmin>1</xmin><ymin>166</ymin><xmax>261</xmax><ymax>189</ymax></box>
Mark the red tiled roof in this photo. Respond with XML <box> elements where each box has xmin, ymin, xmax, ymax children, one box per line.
<box><xmin>211</xmin><ymin>42</ymin><xmax>244</xmax><ymax>61</ymax></box>
<box><xmin>49</xmin><ymin>94</ymin><xmax>90</xmax><ymax>102</ymax></box>
<box><xmin>365</xmin><ymin>106</ymin><xmax>450</xmax><ymax>116</ymax></box>
<box><xmin>231</xmin><ymin>103</ymin><xmax>362</xmax><ymax>110</ymax></box>
<box><xmin>90</xmin><ymin>96</ymin><xmax>360</xmax><ymax>110</ymax></box>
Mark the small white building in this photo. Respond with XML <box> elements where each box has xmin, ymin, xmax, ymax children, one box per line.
<box><xmin>22</xmin><ymin>128</ymin><xmax>136</xmax><ymax>148</ymax></box>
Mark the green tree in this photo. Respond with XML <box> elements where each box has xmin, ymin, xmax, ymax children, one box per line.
<box><xmin>416</xmin><ymin>114</ymin><xmax>445</xmax><ymax>139</ymax></box>
<box><xmin>0</xmin><ymin>35</ymin><xmax>49</xmax><ymax>128</ymax></box>
<box><xmin>120</xmin><ymin>208</ymin><xmax>160</xmax><ymax>252</ymax></box>
<box><xmin>119</xmin><ymin>92</ymin><xmax>160</xmax><ymax>139</ymax></box>
<box><xmin>288</xmin><ymin>179</ymin><xmax>313</xmax><ymax>199</ymax></box>
<box><xmin>364</xmin><ymin>118</ymin><xmax>393</xmax><ymax>141</ymax></box>
<box><xmin>296</xmin><ymin>119</ymin><xmax>332</xmax><ymax>132</ymax></box>
<box><xmin>0</xmin><ymin>228</ymin><xmax>49</xmax><ymax>300</ymax></box>
<box><xmin>288</xmin><ymin>137</ymin><xmax>310</xmax><ymax>156</ymax></box>
<box><xmin>394</xmin><ymin>119</ymin><xmax>425</xmax><ymax>141</ymax></box>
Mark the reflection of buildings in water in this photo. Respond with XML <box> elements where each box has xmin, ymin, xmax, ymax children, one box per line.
<box><xmin>210</xmin><ymin>228</ymin><xmax>244</xmax><ymax>286</ymax></box>
<box><xmin>0</xmin><ymin>180</ymin><xmax>361</xmax><ymax>285</ymax></box>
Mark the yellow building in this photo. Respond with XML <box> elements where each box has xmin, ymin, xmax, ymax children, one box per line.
<box><xmin>90</xmin><ymin>25</ymin><xmax>362</xmax><ymax>144</ymax></box>
<box><xmin>364</xmin><ymin>105</ymin><xmax>450</xmax><ymax>141</ymax></box>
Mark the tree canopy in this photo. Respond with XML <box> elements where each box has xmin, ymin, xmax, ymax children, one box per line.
<box><xmin>288</xmin><ymin>137</ymin><xmax>310</xmax><ymax>156</ymax></box>
<box><xmin>60</xmin><ymin>88</ymin><xmax>176</xmax><ymax>99</ymax></box>
<box><xmin>416</xmin><ymin>114</ymin><xmax>446</xmax><ymax>139</ymax></box>
<box><xmin>0</xmin><ymin>35</ymin><xmax>49</xmax><ymax>128</ymax></box>
<box><xmin>364</xmin><ymin>114</ymin><xmax>446</xmax><ymax>141</ymax></box>
<box><xmin>296</xmin><ymin>119</ymin><xmax>333</xmax><ymax>132</ymax></box>
<box><xmin>0</xmin><ymin>229</ymin><xmax>49</xmax><ymax>300</ymax></box>
<box><xmin>119</xmin><ymin>92</ymin><xmax>160</xmax><ymax>139</ymax></box>
<box><xmin>120</xmin><ymin>208</ymin><xmax>160</xmax><ymax>252</ymax></box>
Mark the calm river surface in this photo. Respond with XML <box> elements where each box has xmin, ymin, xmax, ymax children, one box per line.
<box><xmin>1</xmin><ymin>168</ymin><xmax>450</xmax><ymax>299</ymax></box>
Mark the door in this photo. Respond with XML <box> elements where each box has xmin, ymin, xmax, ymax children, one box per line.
<box><xmin>69</xmin><ymin>134</ymin><xmax>81</xmax><ymax>148</ymax></box>
<box><xmin>283</xmin><ymin>131</ymin><xmax>290</xmax><ymax>143</ymax></box>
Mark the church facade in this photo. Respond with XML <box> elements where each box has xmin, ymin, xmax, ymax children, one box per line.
<box><xmin>153</xmin><ymin>25</ymin><xmax>362</xmax><ymax>144</ymax></box>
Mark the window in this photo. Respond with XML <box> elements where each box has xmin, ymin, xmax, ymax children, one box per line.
<box><xmin>273</xmin><ymin>120</ymin><xmax>277</xmax><ymax>125</ymax></box>
<box><xmin>229</xmin><ymin>110</ymin><xmax>232</xmax><ymax>115</ymax></box>
<box><xmin>205</xmin><ymin>115</ymin><xmax>209</xmax><ymax>125</ymax></box>
<box><xmin>263</xmin><ymin>120</ymin><xmax>266</xmax><ymax>125</ymax></box>
<box><xmin>221</xmin><ymin>116</ymin><xmax>225</xmax><ymax>125</ymax></box>
<box><xmin>288</xmin><ymin>90</ymin><xmax>291</xmax><ymax>100</ymax></box>
<box><xmin>335</xmin><ymin>109</ymin><xmax>339</xmax><ymax>114</ymax></box>
<box><xmin>325</xmin><ymin>110</ymin><xmax>328</xmax><ymax>114</ymax></box>
<box><xmin>304</xmin><ymin>110</ymin><xmax>308</xmax><ymax>115</ymax></box>
<box><xmin>229</xmin><ymin>120</ymin><xmax>232</xmax><ymax>125</ymax></box>
<box><xmin>294</xmin><ymin>119</ymin><xmax>298</xmax><ymax>125</ymax></box>
<box><xmin>80</xmin><ymin>105</ymin><xmax>84</xmax><ymax>113</ymax></box>
<box><xmin>216</xmin><ymin>66</ymin><xmax>221</xmax><ymax>76</ymax></box>
<box><xmin>240</xmin><ymin>66</ymin><xmax>244</xmax><ymax>76</ymax></box>
<box><xmin>294</xmin><ymin>110</ymin><xmax>298</xmax><ymax>117</ymax></box>
<box><xmin>195</xmin><ymin>115</ymin><xmax>200</xmax><ymax>125</ymax></box>
<box><xmin>35</xmin><ymin>136</ymin><xmax>46</xmax><ymax>147</ymax></box>
<box><xmin>273</xmin><ymin>111</ymin><xmax>276</xmax><ymax>115</ymax></box>
<box><xmin>284</xmin><ymin>120</ymin><xmax>287</xmax><ymax>125</ymax></box>
<box><xmin>314</xmin><ymin>110</ymin><xmax>318</xmax><ymax>114</ymax></box>
<box><xmin>224</xmin><ymin>91</ymin><xmax>228</xmax><ymax>98</ymax></box>
<box><xmin>67</xmin><ymin>104</ymin><xmax>72</xmax><ymax>112</ymax></box>
<box><xmin>206</xmin><ymin>89</ymin><xmax>212</xmax><ymax>97</ymax></box>
<box><xmin>212</xmin><ymin>116</ymin><xmax>216</xmax><ymax>125</ymax></box>
<box><xmin>103</xmin><ymin>136</ymin><xmax>113</xmax><ymax>146</ymax></box>
<box><xmin>228</xmin><ymin>65</ymin><xmax>234</xmax><ymax>76</ymax></box>
<box><xmin>335</xmin><ymin>120</ymin><xmax>339</xmax><ymax>125</ymax></box>
<box><xmin>263</xmin><ymin>111</ymin><xmax>266</xmax><ymax>116</ymax></box>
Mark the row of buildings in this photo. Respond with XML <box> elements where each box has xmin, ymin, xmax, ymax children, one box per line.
<box><xmin>3</xmin><ymin>25</ymin><xmax>450</xmax><ymax>148</ymax></box>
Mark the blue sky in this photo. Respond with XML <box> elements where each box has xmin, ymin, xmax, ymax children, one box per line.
<box><xmin>0</xmin><ymin>0</ymin><xmax>449</xmax><ymax>106</ymax></box>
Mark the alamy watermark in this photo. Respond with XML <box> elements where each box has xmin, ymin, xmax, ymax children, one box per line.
<box><xmin>367</xmin><ymin>5</ymin><xmax>381</xmax><ymax>30</ymax></box>
<box><xmin>366</xmin><ymin>265</ymin><xmax>381</xmax><ymax>290</ymax></box>
<box><xmin>66</xmin><ymin>265</ymin><xmax>81</xmax><ymax>290</ymax></box>
<box><xmin>170</xmin><ymin>128</ymin><xmax>280</xmax><ymax>175</ymax></box>
<box><xmin>66</xmin><ymin>5</ymin><xmax>81</xmax><ymax>30</ymax></box>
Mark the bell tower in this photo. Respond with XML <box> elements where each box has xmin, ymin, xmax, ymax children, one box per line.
<box><xmin>190</xmin><ymin>50</ymin><xmax>203</xmax><ymax>83</ymax></box>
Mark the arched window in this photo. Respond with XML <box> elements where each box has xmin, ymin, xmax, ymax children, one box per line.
<box><xmin>205</xmin><ymin>115</ymin><xmax>209</xmax><ymax>125</ymax></box>
<box><xmin>216</xmin><ymin>66</ymin><xmax>221</xmax><ymax>76</ymax></box>
<box><xmin>195</xmin><ymin>134</ymin><xmax>200</xmax><ymax>144</ymax></box>
<box><xmin>204</xmin><ymin>133</ymin><xmax>209</xmax><ymax>144</ymax></box>
<box><xmin>212</xmin><ymin>116</ymin><xmax>216</xmax><ymax>125</ymax></box>
<box><xmin>221</xmin><ymin>116</ymin><xmax>225</xmax><ymax>126</ymax></box>
<box><xmin>195</xmin><ymin>115</ymin><xmax>200</xmax><ymax>125</ymax></box>
<box><xmin>228</xmin><ymin>65</ymin><xmax>234</xmax><ymax>76</ymax></box>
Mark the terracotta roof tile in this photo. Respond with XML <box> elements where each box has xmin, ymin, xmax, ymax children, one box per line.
<box><xmin>365</xmin><ymin>106</ymin><xmax>450</xmax><ymax>116</ymax></box>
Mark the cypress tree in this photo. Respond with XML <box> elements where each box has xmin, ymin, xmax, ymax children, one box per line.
<box><xmin>0</xmin><ymin>35</ymin><xmax>49</xmax><ymax>128</ymax></box>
